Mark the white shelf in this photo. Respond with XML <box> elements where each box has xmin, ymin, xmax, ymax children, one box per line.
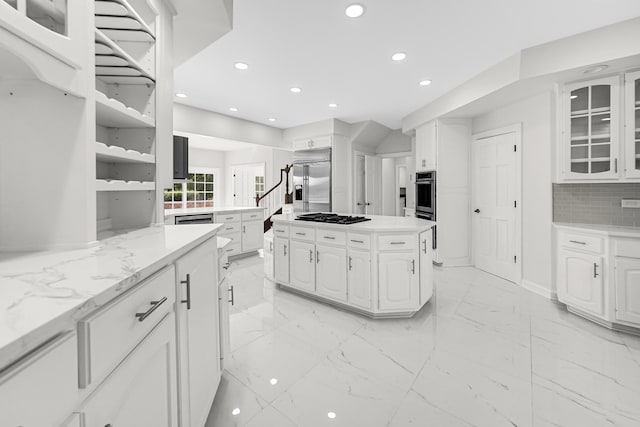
<box><xmin>96</xmin><ymin>179</ymin><xmax>155</xmax><ymax>192</ymax></box>
<box><xmin>95</xmin><ymin>142</ymin><xmax>155</xmax><ymax>164</ymax></box>
<box><xmin>95</xmin><ymin>29</ymin><xmax>155</xmax><ymax>84</ymax></box>
<box><xmin>95</xmin><ymin>0</ymin><xmax>155</xmax><ymax>42</ymax></box>
<box><xmin>95</xmin><ymin>90</ymin><xmax>155</xmax><ymax>128</ymax></box>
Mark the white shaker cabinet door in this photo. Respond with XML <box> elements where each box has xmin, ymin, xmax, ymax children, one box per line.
<box><xmin>557</xmin><ymin>249</ymin><xmax>604</xmax><ymax>316</ymax></box>
<box><xmin>419</xmin><ymin>229</ymin><xmax>434</xmax><ymax>305</ymax></box>
<box><xmin>348</xmin><ymin>249</ymin><xmax>372</xmax><ymax>309</ymax></box>
<box><xmin>289</xmin><ymin>240</ymin><xmax>316</xmax><ymax>292</ymax></box>
<box><xmin>218</xmin><ymin>278</ymin><xmax>231</xmax><ymax>369</ymax></box>
<box><xmin>242</xmin><ymin>220</ymin><xmax>263</xmax><ymax>252</ymax></box>
<box><xmin>615</xmin><ymin>258</ymin><xmax>640</xmax><ymax>324</ymax></box>
<box><xmin>378</xmin><ymin>252</ymin><xmax>419</xmax><ymax>311</ymax></box>
<box><xmin>274</xmin><ymin>237</ymin><xmax>290</xmax><ymax>284</ymax></box>
<box><xmin>316</xmin><ymin>244</ymin><xmax>347</xmax><ymax>301</ymax></box>
<box><xmin>82</xmin><ymin>314</ymin><xmax>178</xmax><ymax>427</ymax></box>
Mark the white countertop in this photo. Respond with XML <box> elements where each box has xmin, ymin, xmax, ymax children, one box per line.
<box><xmin>272</xmin><ymin>213</ymin><xmax>435</xmax><ymax>232</ymax></box>
<box><xmin>164</xmin><ymin>206</ymin><xmax>265</xmax><ymax>218</ymax></box>
<box><xmin>554</xmin><ymin>222</ymin><xmax>640</xmax><ymax>238</ymax></box>
<box><xmin>0</xmin><ymin>224</ymin><xmax>221</xmax><ymax>369</ymax></box>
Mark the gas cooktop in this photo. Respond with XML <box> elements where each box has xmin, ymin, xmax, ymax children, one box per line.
<box><xmin>295</xmin><ymin>213</ymin><xmax>371</xmax><ymax>225</ymax></box>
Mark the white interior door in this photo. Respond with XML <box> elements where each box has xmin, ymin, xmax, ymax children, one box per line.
<box><xmin>232</xmin><ymin>164</ymin><xmax>265</xmax><ymax>207</ymax></box>
<box><xmin>354</xmin><ymin>155</ymin><xmax>366</xmax><ymax>214</ymax></box>
<box><xmin>365</xmin><ymin>155</ymin><xmax>381</xmax><ymax>215</ymax></box>
<box><xmin>472</xmin><ymin>131</ymin><xmax>520</xmax><ymax>283</ymax></box>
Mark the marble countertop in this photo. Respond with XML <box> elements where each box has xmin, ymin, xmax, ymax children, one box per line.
<box><xmin>554</xmin><ymin>223</ymin><xmax>640</xmax><ymax>238</ymax></box>
<box><xmin>0</xmin><ymin>224</ymin><xmax>221</xmax><ymax>369</ymax></box>
<box><xmin>272</xmin><ymin>213</ymin><xmax>435</xmax><ymax>232</ymax></box>
<box><xmin>164</xmin><ymin>206</ymin><xmax>265</xmax><ymax>218</ymax></box>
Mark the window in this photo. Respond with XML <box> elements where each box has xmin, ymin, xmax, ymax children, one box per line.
<box><xmin>255</xmin><ymin>175</ymin><xmax>265</xmax><ymax>199</ymax></box>
<box><xmin>164</xmin><ymin>169</ymin><xmax>215</xmax><ymax>210</ymax></box>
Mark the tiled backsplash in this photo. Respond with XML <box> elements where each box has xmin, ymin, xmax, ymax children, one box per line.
<box><xmin>553</xmin><ymin>183</ymin><xmax>640</xmax><ymax>227</ymax></box>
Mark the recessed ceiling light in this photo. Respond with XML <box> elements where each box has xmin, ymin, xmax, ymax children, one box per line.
<box><xmin>419</xmin><ymin>80</ymin><xmax>432</xmax><ymax>86</ymax></box>
<box><xmin>229</xmin><ymin>107</ymin><xmax>238</xmax><ymax>112</ymax></box>
<box><xmin>290</xmin><ymin>87</ymin><xmax>302</xmax><ymax>93</ymax></box>
<box><xmin>391</xmin><ymin>52</ymin><xmax>406</xmax><ymax>62</ymax></box>
<box><xmin>583</xmin><ymin>64</ymin><xmax>608</xmax><ymax>74</ymax></box>
<box><xmin>328</xmin><ymin>103</ymin><xmax>338</xmax><ymax>108</ymax></box>
<box><xmin>270</xmin><ymin>378</ymin><xmax>278</xmax><ymax>384</ymax></box>
<box><xmin>268</xmin><ymin>118</ymin><xmax>276</xmax><ymax>122</ymax></box>
<box><xmin>234</xmin><ymin>62</ymin><xmax>249</xmax><ymax>70</ymax></box>
<box><xmin>231</xmin><ymin>408</ymin><xmax>240</xmax><ymax>416</ymax></box>
<box><xmin>345</xmin><ymin>3</ymin><xmax>364</xmax><ymax>18</ymax></box>
<box><xmin>175</xmin><ymin>93</ymin><xmax>187</xmax><ymax>98</ymax></box>
<box><xmin>328</xmin><ymin>412</ymin><xmax>337</xmax><ymax>419</ymax></box>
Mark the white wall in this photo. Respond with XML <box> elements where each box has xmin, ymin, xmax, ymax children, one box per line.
<box><xmin>472</xmin><ymin>91</ymin><xmax>554</xmax><ymax>295</ymax></box>
<box><xmin>376</xmin><ymin>129</ymin><xmax>412</xmax><ymax>155</ymax></box>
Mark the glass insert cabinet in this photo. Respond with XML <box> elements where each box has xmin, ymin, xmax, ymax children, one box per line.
<box><xmin>564</xmin><ymin>76</ymin><xmax>620</xmax><ymax>180</ymax></box>
<box><xmin>626</xmin><ymin>70</ymin><xmax>640</xmax><ymax>178</ymax></box>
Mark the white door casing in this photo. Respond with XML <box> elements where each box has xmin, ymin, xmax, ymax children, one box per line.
<box><xmin>472</xmin><ymin>125</ymin><xmax>522</xmax><ymax>284</ymax></box>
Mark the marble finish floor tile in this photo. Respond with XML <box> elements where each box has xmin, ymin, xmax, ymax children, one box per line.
<box><xmin>206</xmin><ymin>257</ymin><xmax>640</xmax><ymax>427</ymax></box>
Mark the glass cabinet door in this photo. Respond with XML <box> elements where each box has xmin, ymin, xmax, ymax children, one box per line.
<box><xmin>565</xmin><ymin>76</ymin><xmax>619</xmax><ymax>179</ymax></box>
<box><xmin>626</xmin><ymin>71</ymin><xmax>640</xmax><ymax>178</ymax></box>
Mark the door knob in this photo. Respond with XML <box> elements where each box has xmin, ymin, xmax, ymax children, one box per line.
<box><xmin>474</xmin><ymin>209</ymin><xmax>480</xmax><ymax>213</ymax></box>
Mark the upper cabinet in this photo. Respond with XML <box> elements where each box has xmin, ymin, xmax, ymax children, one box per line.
<box><xmin>562</xmin><ymin>76</ymin><xmax>620</xmax><ymax>181</ymax></box>
<box><xmin>415</xmin><ymin>121</ymin><xmax>437</xmax><ymax>172</ymax></box>
<box><xmin>625</xmin><ymin>70</ymin><xmax>640</xmax><ymax>179</ymax></box>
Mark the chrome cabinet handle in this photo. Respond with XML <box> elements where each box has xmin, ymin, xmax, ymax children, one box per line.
<box><xmin>390</xmin><ymin>241</ymin><xmax>406</xmax><ymax>245</ymax></box>
<box><xmin>615</xmin><ymin>158</ymin><xmax>618</xmax><ymax>173</ymax></box>
<box><xmin>284</xmin><ymin>244</ymin><xmax>287</xmax><ymax>256</ymax></box>
<box><xmin>296</xmin><ymin>232</ymin><xmax>306</xmax><ymax>236</ymax></box>
<box><xmin>136</xmin><ymin>297</ymin><xmax>168</xmax><ymax>322</ymax></box>
<box><xmin>309</xmin><ymin>249</ymin><xmax>313</xmax><ymax>263</ymax></box>
<box><xmin>181</xmin><ymin>273</ymin><xmax>191</xmax><ymax>310</ymax></box>
<box><xmin>594</xmin><ymin>263</ymin><xmax>599</xmax><ymax>278</ymax></box>
<box><xmin>270</xmin><ymin>241</ymin><xmax>273</xmax><ymax>252</ymax></box>
<box><xmin>411</xmin><ymin>260</ymin><xmax>416</xmax><ymax>275</ymax></box>
<box><xmin>229</xmin><ymin>285</ymin><xmax>235</xmax><ymax>305</ymax></box>
<box><xmin>243</xmin><ymin>225</ymin><xmax>246</xmax><ymax>233</ymax></box>
<box><xmin>316</xmin><ymin>250</ymin><xmax>320</xmax><ymax>264</ymax></box>
<box><xmin>350</xmin><ymin>239</ymin><xmax>364</xmax><ymax>244</ymax></box>
<box><xmin>348</xmin><ymin>256</ymin><xmax>352</xmax><ymax>271</ymax></box>
<box><xmin>422</xmin><ymin>240</ymin><xmax>427</xmax><ymax>254</ymax></box>
<box><xmin>223</xmin><ymin>262</ymin><xmax>230</xmax><ymax>270</ymax></box>
<box><xmin>276</xmin><ymin>229</ymin><xmax>285</xmax><ymax>233</ymax></box>
<box><xmin>569</xmin><ymin>240</ymin><xmax>586</xmax><ymax>245</ymax></box>
<box><xmin>324</xmin><ymin>236</ymin><xmax>335</xmax><ymax>240</ymax></box>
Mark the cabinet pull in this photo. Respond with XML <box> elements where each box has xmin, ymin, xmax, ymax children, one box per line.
<box><xmin>309</xmin><ymin>249</ymin><xmax>313</xmax><ymax>263</ymax></box>
<box><xmin>615</xmin><ymin>158</ymin><xmax>618</xmax><ymax>173</ymax></box>
<box><xmin>284</xmin><ymin>244</ymin><xmax>287</xmax><ymax>256</ymax></box>
<box><xmin>243</xmin><ymin>225</ymin><xmax>246</xmax><ymax>233</ymax></box>
<box><xmin>296</xmin><ymin>232</ymin><xmax>306</xmax><ymax>236</ymax></box>
<box><xmin>276</xmin><ymin>229</ymin><xmax>284</xmax><ymax>233</ymax></box>
<box><xmin>324</xmin><ymin>236</ymin><xmax>336</xmax><ymax>240</ymax></box>
<box><xmin>226</xmin><ymin>217</ymin><xmax>234</xmax><ymax>220</ymax></box>
<box><xmin>422</xmin><ymin>239</ymin><xmax>427</xmax><ymax>254</ymax></box>
<box><xmin>594</xmin><ymin>263</ymin><xmax>599</xmax><ymax>278</ymax></box>
<box><xmin>181</xmin><ymin>273</ymin><xmax>191</xmax><ymax>310</ymax></box>
<box><xmin>348</xmin><ymin>256</ymin><xmax>353</xmax><ymax>271</ymax></box>
<box><xmin>350</xmin><ymin>239</ymin><xmax>364</xmax><ymax>244</ymax></box>
<box><xmin>569</xmin><ymin>240</ymin><xmax>586</xmax><ymax>245</ymax></box>
<box><xmin>136</xmin><ymin>297</ymin><xmax>168</xmax><ymax>322</ymax></box>
<box><xmin>390</xmin><ymin>241</ymin><xmax>406</xmax><ymax>245</ymax></box>
<box><xmin>269</xmin><ymin>241</ymin><xmax>273</xmax><ymax>252</ymax></box>
<box><xmin>411</xmin><ymin>260</ymin><xmax>416</xmax><ymax>275</ymax></box>
<box><xmin>229</xmin><ymin>285</ymin><xmax>235</xmax><ymax>305</ymax></box>
<box><xmin>316</xmin><ymin>250</ymin><xmax>320</xmax><ymax>263</ymax></box>
<box><xmin>223</xmin><ymin>262</ymin><xmax>230</xmax><ymax>270</ymax></box>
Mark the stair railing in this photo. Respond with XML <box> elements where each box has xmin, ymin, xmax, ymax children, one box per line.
<box><xmin>256</xmin><ymin>164</ymin><xmax>293</xmax><ymax>232</ymax></box>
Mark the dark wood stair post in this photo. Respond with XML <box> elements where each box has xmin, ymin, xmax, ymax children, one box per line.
<box><xmin>256</xmin><ymin>164</ymin><xmax>293</xmax><ymax>232</ymax></box>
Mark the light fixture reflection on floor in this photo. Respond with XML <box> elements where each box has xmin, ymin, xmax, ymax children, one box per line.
<box><xmin>328</xmin><ymin>412</ymin><xmax>336</xmax><ymax>419</ymax></box>
<box><xmin>270</xmin><ymin>378</ymin><xmax>278</xmax><ymax>385</ymax></box>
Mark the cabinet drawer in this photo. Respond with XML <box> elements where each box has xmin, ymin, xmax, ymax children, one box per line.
<box><xmin>273</xmin><ymin>223</ymin><xmax>290</xmax><ymax>237</ymax></box>
<box><xmin>0</xmin><ymin>332</ymin><xmax>78</xmax><ymax>427</ymax></box>
<box><xmin>220</xmin><ymin>223</ymin><xmax>240</xmax><ymax>234</ymax></box>
<box><xmin>219</xmin><ymin>251</ymin><xmax>230</xmax><ymax>283</ymax></box>
<box><xmin>242</xmin><ymin>211</ymin><xmax>263</xmax><ymax>221</ymax></box>
<box><xmin>378</xmin><ymin>234</ymin><xmax>417</xmax><ymax>251</ymax></box>
<box><xmin>223</xmin><ymin>241</ymin><xmax>242</xmax><ymax>256</ymax></box>
<box><xmin>317</xmin><ymin>229</ymin><xmax>346</xmax><ymax>245</ymax></box>
<box><xmin>291</xmin><ymin>225</ymin><xmax>315</xmax><ymax>241</ymax></box>
<box><xmin>559</xmin><ymin>232</ymin><xmax>604</xmax><ymax>254</ymax></box>
<box><xmin>614</xmin><ymin>238</ymin><xmax>640</xmax><ymax>258</ymax></box>
<box><xmin>215</xmin><ymin>213</ymin><xmax>241</xmax><ymax>223</ymax></box>
<box><xmin>348</xmin><ymin>233</ymin><xmax>371</xmax><ymax>249</ymax></box>
<box><xmin>78</xmin><ymin>265</ymin><xmax>175</xmax><ymax>388</ymax></box>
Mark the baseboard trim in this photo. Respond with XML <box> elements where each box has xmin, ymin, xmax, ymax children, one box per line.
<box><xmin>522</xmin><ymin>279</ymin><xmax>557</xmax><ymax>301</ymax></box>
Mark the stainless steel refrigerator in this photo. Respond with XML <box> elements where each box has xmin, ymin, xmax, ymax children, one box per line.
<box><xmin>293</xmin><ymin>148</ymin><xmax>331</xmax><ymax>213</ymax></box>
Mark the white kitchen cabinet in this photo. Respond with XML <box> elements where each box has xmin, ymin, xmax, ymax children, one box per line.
<box><xmin>82</xmin><ymin>313</ymin><xmax>178</xmax><ymax>427</ymax></box>
<box><xmin>175</xmin><ymin>239</ymin><xmax>221</xmax><ymax>427</ymax></box>
<box><xmin>290</xmin><ymin>240</ymin><xmax>316</xmax><ymax>292</ymax></box>
<box><xmin>218</xmin><ymin>278</ymin><xmax>231</xmax><ymax>368</ymax></box>
<box><xmin>562</xmin><ymin>76</ymin><xmax>620</xmax><ymax>180</ymax></box>
<box><xmin>274</xmin><ymin>237</ymin><xmax>290</xmax><ymax>284</ymax></box>
<box><xmin>557</xmin><ymin>248</ymin><xmax>604</xmax><ymax>316</ymax></box>
<box><xmin>415</xmin><ymin>121</ymin><xmax>437</xmax><ymax>172</ymax></box>
<box><xmin>419</xmin><ymin>229</ymin><xmax>434</xmax><ymax>305</ymax></box>
<box><xmin>242</xmin><ymin>219</ymin><xmax>263</xmax><ymax>252</ymax></box>
<box><xmin>316</xmin><ymin>244</ymin><xmax>347</xmax><ymax>301</ymax></box>
<box><xmin>378</xmin><ymin>252</ymin><xmax>419</xmax><ymax>311</ymax></box>
<box><xmin>348</xmin><ymin>249</ymin><xmax>372</xmax><ymax>309</ymax></box>
<box><xmin>615</xmin><ymin>257</ymin><xmax>640</xmax><ymax>324</ymax></box>
<box><xmin>293</xmin><ymin>134</ymin><xmax>332</xmax><ymax>150</ymax></box>
<box><xmin>624</xmin><ymin>70</ymin><xmax>640</xmax><ymax>178</ymax></box>
<box><xmin>264</xmin><ymin>233</ymin><xmax>274</xmax><ymax>280</ymax></box>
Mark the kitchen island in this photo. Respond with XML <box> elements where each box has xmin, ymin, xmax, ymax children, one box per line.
<box><xmin>268</xmin><ymin>213</ymin><xmax>436</xmax><ymax>318</ymax></box>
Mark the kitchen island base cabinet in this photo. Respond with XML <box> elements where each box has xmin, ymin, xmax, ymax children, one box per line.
<box><xmin>379</xmin><ymin>253</ymin><xmax>419</xmax><ymax>311</ymax></box>
<box><xmin>274</xmin><ymin>237</ymin><xmax>290</xmax><ymax>284</ymax></box>
<box><xmin>615</xmin><ymin>258</ymin><xmax>640</xmax><ymax>324</ymax></box>
<box><xmin>348</xmin><ymin>250</ymin><xmax>372</xmax><ymax>309</ymax></box>
<box><xmin>242</xmin><ymin>220</ymin><xmax>264</xmax><ymax>252</ymax></box>
<box><xmin>175</xmin><ymin>239</ymin><xmax>221</xmax><ymax>427</ymax></box>
<box><xmin>290</xmin><ymin>240</ymin><xmax>316</xmax><ymax>292</ymax></box>
<box><xmin>316</xmin><ymin>244</ymin><xmax>347</xmax><ymax>302</ymax></box>
<box><xmin>82</xmin><ymin>314</ymin><xmax>178</xmax><ymax>427</ymax></box>
<box><xmin>419</xmin><ymin>230</ymin><xmax>434</xmax><ymax>305</ymax></box>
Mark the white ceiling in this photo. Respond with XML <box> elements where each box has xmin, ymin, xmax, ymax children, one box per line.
<box><xmin>174</xmin><ymin>0</ymin><xmax>640</xmax><ymax>130</ymax></box>
<box><xmin>177</xmin><ymin>132</ymin><xmax>259</xmax><ymax>151</ymax></box>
